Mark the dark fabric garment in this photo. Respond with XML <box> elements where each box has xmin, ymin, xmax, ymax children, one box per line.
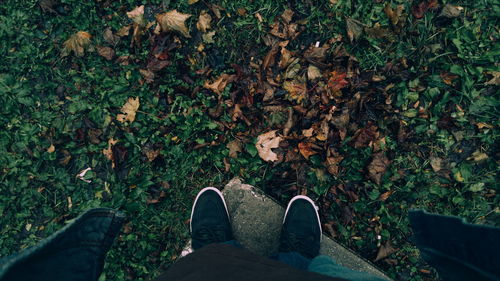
<box><xmin>154</xmin><ymin>243</ymin><xmax>347</xmax><ymax>281</ymax></box>
<box><xmin>0</xmin><ymin>208</ymin><xmax>125</xmax><ymax>281</ymax></box>
<box><xmin>409</xmin><ymin>210</ymin><xmax>500</xmax><ymax>281</ymax></box>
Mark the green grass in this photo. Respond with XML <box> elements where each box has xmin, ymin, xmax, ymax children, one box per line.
<box><xmin>1</xmin><ymin>0</ymin><xmax>499</xmax><ymax>280</ymax></box>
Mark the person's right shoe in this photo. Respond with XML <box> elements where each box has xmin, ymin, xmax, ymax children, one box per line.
<box><xmin>279</xmin><ymin>195</ymin><xmax>322</xmax><ymax>259</ymax></box>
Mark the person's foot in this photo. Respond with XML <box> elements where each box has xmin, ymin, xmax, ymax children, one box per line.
<box><xmin>279</xmin><ymin>195</ymin><xmax>322</xmax><ymax>259</ymax></box>
<box><xmin>190</xmin><ymin>187</ymin><xmax>233</xmax><ymax>250</ymax></box>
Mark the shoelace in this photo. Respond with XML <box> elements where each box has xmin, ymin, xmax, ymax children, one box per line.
<box><xmin>193</xmin><ymin>226</ymin><xmax>228</xmax><ymax>244</ymax></box>
<box><xmin>280</xmin><ymin>232</ymin><xmax>317</xmax><ymax>258</ymax></box>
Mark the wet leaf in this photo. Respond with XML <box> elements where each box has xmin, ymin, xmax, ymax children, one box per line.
<box><xmin>368</xmin><ymin>152</ymin><xmax>390</xmax><ymax>185</ymax></box>
<box><xmin>61</xmin><ymin>31</ymin><xmax>92</xmax><ymax>57</ymax></box>
<box><xmin>156</xmin><ymin>10</ymin><xmax>192</xmax><ymax>38</ymax></box>
<box><xmin>196</xmin><ymin>10</ymin><xmax>212</xmax><ymax>32</ymax></box>
<box><xmin>256</xmin><ymin>130</ymin><xmax>282</xmax><ymax>162</ymax></box>
<box><xmin>117</xmin><ymin>97</ymin><xmax>140</xmax><ymax>123</ymax></box>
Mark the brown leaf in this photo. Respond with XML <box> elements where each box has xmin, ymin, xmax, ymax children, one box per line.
<box><xmin>283</xmin><ymin>79</ymin><xmax>307</xmax><ymax>103</ymax></box>
<box><xmin>196</xmin><ymin>10</ymin><xmax>212</xmax><ymax>32</ymax></box>
<box><xmin>430</xmin><ymin>157</ymin><xmax>443</xmax><ymax>172</ymax></box>
<box><xmin>412</xmin><ymin>0</ymin><xmax>438</xmax><ymax>19</ymax></box>
<box><xmin>368</xmin><ymin>152</ymin><xmax>390</xmax><ymax>185</ymax></box>
<box><xmin>117</xmin><ymin>97</ymin><xmax>140</xmax><ymax>123</ymax></box>
<box><xmin>379</xmin><ymin>190</ymin><xmax>394</xmax><ymax>201</ymax></box>
<box><xmin>298</xmin><ymin>142</ymin><xmax>318</xmax><ymax>159</ymax></box>
<box><xmin>485</xmin><ymin>71</ymin><xmax>500</xmax><ymax>85</ymax></box>
<box><xmin>61</xmin><ymin>31</ymin><xmax>92</xmax><ymax>57</ymax></box>
<box><xmin>283</xmin><ymin>107</ymin><xmax>294</xmax><ymax>136</ymax></box>
<box><xmin>384</xmin><ymin>4</ymin><xmax>404</xmax><ymax>25</ymax></box>
<box><xmin>188</xmin><ymin>0</ymin><xmax>199</xmax><ymax>4</ymax></box>
<box><xmin>127</xmin><ymin>5</ymin><xmax>145</xmax><ymax>25</ymax></box>
<box><xmin>203</xmin><ymin>74</ymin><xmax>236</xmax><ymax>95</ymax></box>
<box><xmin>139</xmin><ymin>69</ymin><xmax>155</xmax><ymax>83</ymax></box>
<box><xmin>346</xmin><ymin>18</ymin><xmax>364</xmax><ymax>42</ymax></box>
<box><xmin>102</xmin><ymin>138</ymin><xmax>118</xmax><ymax>168</ymax></box>
<box><xmin>156</xmin><ymin>10</ymin><xmax>192</xmax><ymax>38</ymax></box>
<box><xmin>304</xmin><ymin>43</ymin><xmax>329</xmax><ymax>63</ymax></box>
<box><xmin>256</xmin><ymin>130</ymin><xmax>282</xmax><ymax>162</ymax></box>
<box><xmin>374</xmin><ymin>241</ymin><xmax>397</xmax><ymax>262</ymax></box>
<box><xmin>353</xmin><ymin>124</ymin><xmax>379</xmax><ymax>148</ymax></box>
<box><xmin>96</xmin><ymin>46</ymin><xmax>115</xmax><ymax>60</ymax></box>
<box><xmin>144</xmin><ymin>146</ymin><xmax>160</xmax><ymax>162</ymax></box>
<box><xmin>116</xmin><ymin>25</ymin><xmax>131</xmax><ymax>37</ymax></box>
<box><xmin>103</xmin><ymin>28</ymin><xmax>120</xmax><ymax>45</ymax></box>
<box><xmin>307</xmin><ymin>65</ymin><xmax>322</xmax><ymax>81</ymax></box>
<box><xmin>327</xmin><ymin>71</ymin><xmax>349</xmax><ymax>92</ymax></box>
<box><xmin>47</xmin><ymin>144</ymin><xmax>55</xmax><ymax>153</ymax></box>
<box><xmin>227</xmin><ymin>139</ymin><xmax>243</xmax><ymax>158</ymax></box>
<box><xmin>280</xmin><ymin>9</ymin><xmax>294</xmax><ymax>24</ymax></box>
<box><xmin>440</xmin><ymin>72</ymin><xmax>458</xmax><ymax>85</ymax></box>
<box><xmin>39</xmin><ymin>0</ymin><xmax>58</xmax><ymax>14</ymax></box>
<box><xmin>439</xmin><ymin>4</ymin><xmax>462</xmax><ymax>18</ymax></box>
<box><xmin>325</xmin><ymin>147</ymin><xmax>344</xmax><ymax>176</ymax></box>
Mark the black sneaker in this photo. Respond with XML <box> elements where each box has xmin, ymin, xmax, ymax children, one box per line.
<box><xmin>190</xmin><ymin>187</ymin><xmax>233</xmax><ymax>250</ymax></box>
<box><xmin>279</xmin><ymin>195</ymin><xmax>322</xmax><ymax>259</ymax></box>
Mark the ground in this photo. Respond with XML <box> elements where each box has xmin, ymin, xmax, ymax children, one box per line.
<box><xmin>0</xmin><ymin>0</ymin><xmax>498</xmax><ymax>280</ymax></box>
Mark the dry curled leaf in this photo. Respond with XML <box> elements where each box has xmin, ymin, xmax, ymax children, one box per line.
<box><xmin>384</xmin><ymin>4</ymin><xmax>404</xmax><ymax>25</ymax></box>
<box><xmin>196</xmin><ymin>10</ymin><xmax>212</xmax><ymax>32</ymax></box>
<box><xmin>203</xmin><ymin>74</ymin><xmax>236</xmax><ymax>95</ymax></box>
<box><xmin>368</xmin><ymin>152</ymin><xmax>390</xmax><ymax>185</ymax></box>
<box><xmin>61</xmin><ymin>31</ymin><xmax>92</xmax><ymax>57</ymax></box>
<box><xmin>156</xmin><ymin>10</ymin><xmax>192</xmax><ymax>38</ymax></box>
<box><xmin>117</xmin><ymin>97</ymin><xmax>140</xmax><ymax>123</ymax></box>
<box><xmin>256</xmin><ymin>130</ymin><xmax>282</xmax><ymax>162</ymax></box>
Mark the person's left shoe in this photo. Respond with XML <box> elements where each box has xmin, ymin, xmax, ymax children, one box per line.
<box><xmin>190</xmin><ymin>187</ymin><xmax>234</xmax><ymax>250</ymax></box>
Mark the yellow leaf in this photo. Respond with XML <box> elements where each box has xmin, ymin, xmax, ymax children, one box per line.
<box><xmin>283</xmin><ymin>79</ymin><xmax>307</xmax><ymax>103</ymax></box>
<box><xmin>468</xmin><ymin>151</ymin><xmax>488</xmax><ymax>162</ymax></box>
<box><xmin>196</xmin><ymin>10</ymin><xmax>212</xmax><ymax>32</ymax></box>
<box><xmin>62</xmin><ymin>31</ymin><xmax>92</xmax><ymax>57</ymax></box>
<box><xmin>117</xmin><ymin>97</ymin><xmax>140</xmax><ymax>123</ymax></box>
<box><xmin>188</xmin><ymin>0</ymin><xmax>199</xmax><ymax>4</ymax></box>
<box><xmin>256</xmin><ymin>130</ymin><xmax>282</xmax><ymax>162</ymax></box>
<box><xmin>156</xmin><ymin>10</ymin><xmax>192</xmax><ymax>38</ymax></box>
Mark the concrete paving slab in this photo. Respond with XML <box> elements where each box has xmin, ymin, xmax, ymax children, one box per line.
<box><xmin>182</xmin><ymin>178</ymin><xmax>391</xmax><ymax>280</ymax></box>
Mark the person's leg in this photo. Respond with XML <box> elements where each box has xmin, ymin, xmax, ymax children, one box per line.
<box><xmin>274</xmin><ymin>195</ymin><xmax>321</xmax><ymax>270</ymax></box>
<box><xmin>190</xmin><ymin>187</ymin><xmax>234</xmax><ymax>250</ymax></box>
<box><xmin>308</xmin><ymin>255</ymin><xmax>387</xmax><ymax>281</ymax></box>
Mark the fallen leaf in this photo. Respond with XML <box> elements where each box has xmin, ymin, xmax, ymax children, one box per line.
<box><xmin>139</xmin><ymin>69</ymin><xmax>155</xmax><ymax>83</ymax></box>
<box><xmin>368</xmin><ymin>152</ymin><xmax>390</xmax><ymax>185</ymax></box>
<box><xmin>375</xmin><ymin>241</ymin><xmax>397</xmax><ymax>262</ymax></box>
<box><xmin>39</xmin><ymin>0</ymin><xmax>58</xmax><ymax>14</ymax></box>
<box><xmin>76</xmin><ymin>167</ymin><xmax>92</xmax><ymax>183</ymax></box>
<box><xmin>411</xmin><ymin>0</ymin><xmax>438</xmax><ymax>19</ymax></box>
<box><xmin>353</xmin><ymin>124</ymin><xmax>379</xmax><ymax>148</ymax></box>
<box><xmin>61</xmin><ymin>31</ymin><xmax>92</xmax><ymax>57</ymax></box>
<box><xmin>430</xmin><ymin>157</ymin><xmax>443</xmax><ymax>172</ymax></box>
<box><xmin>156</xmin><ymin>10</ymin><xmax>192</xmax><ymax>38</ymax></box>
<box><xmin>202</xmin><ymin>31</ymin><xmax>216</xmax><ymax>43</ymax></box>
<box><xmin>117</xmin><ymin>97</ymin><xmax>140</xmax><ymax>123</ymax></box>
<box><xmin>144</xmin><ymin>145</ymin><xmax>160</xmax><ymax>162</ymax></box>
<box><xmin>346</xmin><ymin>18</ymin><xmax>364</xmax><ymax>42</ymax></box>
<box><xmin>384</xmin><ymin>4</ymin><xmax>404</xmax><ymax>25</ymax></box>
<box><xmin>126</xmin><ymin>5</ymin><xmax>145</xmax><ymax>25</ymax></box>
<box><xmin>96</xmin><ymin>46</ymin><xmax>115</xmax><ymax>60</ymax></box>
<box><xmin>256</xmin><ymin>130</ymin><xmax>282</xmax><ymax>162</ymax></box>
<box><xmin>280</xmin><ymin>9</ymin><xmax>294</xmax><ymax>24</ymax></box>
<box><xmin>307</xmin><ymin>65</ymin><xmax>322</xmax><ymax>81</ymax></box>
<box><xmin>298</xmin><ymin>142</ymin><xmax>318</xmax><ymax>159</ymax></box>
<box><xmin>203</xmin><ymin>74</ymin><xmax>236</xmax><ymax>95</ymax></box>
<box><xmin>302</xmin><ymin>127</ymin><xmax>314</xmax><ymax>137</ymax></box>
<box><xmin>103</xmin><ymin>28</ymin><xmax>120</xmax><ymax>45</ymax></box>
<box><xmin>327</xmin><ymin>71</ymin><xmax>349</xmax><ymax>92</ymax></box>
<box><xmin>196</xmin><ymin>10</ymin><xmax>212</xmax><ymax>32</ymax></box>
<box><xmin>227</xmin><ymin>139</ymin><xmax>243</xmax><ymax>158</ymax></box>
<box><xmin>103</xmin><ymin>138</ymin><xmax>118</xmax><ymax>168</ymax></box>
<box><xmin>468</xmin><ymin>151</ymin><xmax>488</xmax><ymax>162</ymax></box>
<box><xmin>283</xmin><ymin>107</ymin><xmax>294</xmax><ymax>136</ymax></box>
<box><xmin>485</xmin><ymin>71</ymin><xmax>500</xmax><ymax>85</ymax></box>
<box><xmin>283</xmin><ymin>79</ymin><xmax>307</xmax><ymax>103</ymax></box>
<box><xmin>325</xmin><ymin>147</ymin><xmax>344</xmax><ymax>175</ymax></box>
<box><xmin>439</xmin><ymin>4</ymin><xmax>462</xmax><ymax>18</ymax></box>
<box><xmin>379</xmin><ymin>190</ymin><xmax>394</xmax><ymax>201</ymax></box>
<box><xmin>188</xmin><ymin>0</ymin><xmax>199</xmax><ymax>4</ymax></box>
<box><xmin>304</xmin><ymin>43</ymin><xmax>329</xmax><ymax>63</ymax></box>
<box><xmin>476</xmin><ymin>122</ymin><xmax>493</xmax><ymax>129</ymax></box>
<box><xmin>115</xmin><ymin>25</ymin><xmax>131</xmax><ymax>37</ymax></box>
<box><xmin>47</xmin><ymin>144</ymin><xmax>55</xmax><ymax>153</ymax></box>
<box><xmin>237</xmin><ymin>8</ymin><xmax>247</xmax><ymax>16</ymax></box>
<box><xmin>440</xmin><ymin>72</ymin><xmax>458</xmax><ymax>85</ymax></box>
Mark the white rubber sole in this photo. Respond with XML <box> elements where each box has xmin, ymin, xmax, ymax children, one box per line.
<box><xmin>190</xmin><ymin>187</ymin><xmax>230</xmax><ymax>233</ymax></box>
<box><xmin>283</xmin><ymin>195</ymin><xmax>323</xmax><ymax>241</ymax></box>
